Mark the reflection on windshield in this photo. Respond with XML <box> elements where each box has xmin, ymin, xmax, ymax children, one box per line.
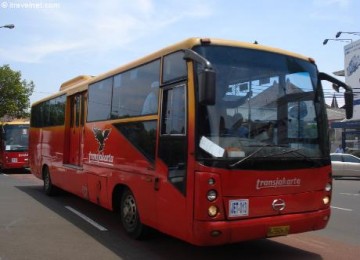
<box><xmin>3</xmin><ymin>125</ymin><xmax>29</xmax><ymax>151</ymax></box>
<box><xmin>194</xmin><ymin>46</ymin><xmax>328</xmax><ymax>166</ymax></box>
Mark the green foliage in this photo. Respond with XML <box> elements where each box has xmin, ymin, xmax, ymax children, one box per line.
<box><xmin>0</xmin><ymin>64</ymin><xmax>34</xmax><ymax>119</ymax></box>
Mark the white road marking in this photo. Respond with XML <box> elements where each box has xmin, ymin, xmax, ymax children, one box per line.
<box><xmin>5</xmin><ymin>219</ymin><xmax>23</xmax><ymax>232</ymax></box>
<box><xmin>65</xmin><ymin>206</ymin><xmax>108</xmax><ymax>231</ymax></box>
<box><xmin>339</xmin><ymin>192</ymin><xmax>360</xmax><ymax>197</ymax></box>
<box><xmin>331</xmin><ymin>206</ymin><xmax>353</xmax><ymax>212</ymax></box>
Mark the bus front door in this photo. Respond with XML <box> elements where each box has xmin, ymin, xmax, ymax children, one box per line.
<box><xmin>156</xmin><ymin>84</ymin><xmax>189</xmax><ymax>238</ymax></box>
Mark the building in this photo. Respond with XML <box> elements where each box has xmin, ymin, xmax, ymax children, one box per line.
<box><xmin>331</xmin><ymin>39</ymin><xmax>360</xmax><ymax>155</ymax></box>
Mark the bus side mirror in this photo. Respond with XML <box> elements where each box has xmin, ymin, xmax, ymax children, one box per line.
<box><xmin>199</xmin><ymin>68</ymin><xmax>216</xmax><ymax>105</ymax></box>
<box><xmin>183</xmin><ymin>49</ymin><xmax>216</xmax><ymax>105</ymax></box>
<box><xmin>344</xmin><ymin>91</ymin><xmax>353</xmax><ymax>119</ymax></box>
<box><xmin>319</xmin><ymin>72</ymin><xmax>354</xmax><ymax>119</ymax></box>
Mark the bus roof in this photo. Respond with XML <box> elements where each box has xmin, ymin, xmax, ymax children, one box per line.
<box><xmin>32</xmin><ymin>37</ymin><xmax>313</xmax><ymax>106</ymax></box>
<box><xmin>60</xmin><ymin>75</ymin><xmax>94</xmax><ymax>91</ymax></box>
<box><xmin>90</xmin><ymin>37</ymin><xmax>313</xmax><ymax>83</ymax></box>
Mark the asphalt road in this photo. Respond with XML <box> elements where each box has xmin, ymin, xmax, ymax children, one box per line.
<box><xmin>0</xmin><ymin>171</ymin><xmax>359</xmax><ymax>260</ymax></box>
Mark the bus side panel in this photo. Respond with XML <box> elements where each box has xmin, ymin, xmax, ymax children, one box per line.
<box><xmin>84</xmin><ymin>122</ymin><xmax>157</xmax><ymax>223</ymax></box>
<box><xmin>30</xmin><ymin>126</ymin><xmax>66</xmax><ymax>182</ymax></box>
<box><xmin>58</xmin><ymin>167</ymin><xmax>87</xmax><ymax>198</ymax></box>
<box><xmin>29</xmin><ymin>127</ymin><xmax>42</xmax><ymax>179</ymax></box>
<box><xmin>87</xmin><ymin>170</ymin><xmax>108</xmax><ymax>206</ymax></box>
<box><xmin>43</xmin><ymin>127</ymin><xmax>64</xmax><ymax>186</ymax></box>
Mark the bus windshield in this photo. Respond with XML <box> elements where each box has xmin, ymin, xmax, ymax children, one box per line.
<box><xmin>194</xmin><ymin>46</ymin><xmax>329</xmax><ymax>169</ymax></box>
<box><xmin>2</xmin><ymin>124</ymin><xmax>29</xmax><ymax>152</ymax></box>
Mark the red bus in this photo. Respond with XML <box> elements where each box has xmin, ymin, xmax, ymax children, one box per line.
<box><xmin>29</xmin><ymin>38</ymin><xmax>353</xmax><ymax>246</ymax></box>
<box><xmin>0</xmin><ymin>120</ymin><xmax>29</xmax><ymax>170</ymax></box>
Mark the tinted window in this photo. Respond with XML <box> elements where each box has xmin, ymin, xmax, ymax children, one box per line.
<box><xmin>111</xmin><ymin>60</ymin><xmax>160</xmax><ymax>119</ymax></box>
<box><xmin>88</xmin><ymin>78</ymin><xmax>113</xmax><ymax>121</ymax></box>
<box><xmin>163</xmin><ymin>51</ymin><xmax>187</xmax><ymax>83</ymax></box>
<box><xmin>50</xmin><ymin>95</ymin><xmax>66</xmax><ymax>126</ymax></box>
<box><xmin>114</xmin><ymin>121</ymin><xmax>157</xmax><ymax>162</ymax></box>
<box><xmin>30</xmin><ymin>106</ymin><xmax>39</xmax><ymax>127</ymax></box>
<box><xmin>330</xmin><ymin>154</ymin><xmax>342</xmax><ymax>162</ymax></box>
<box><xmin>31</xmin><ymin>95</ymin><xmax>66</xmax><ymax>127</ymax></box>
<box><xmin>344</xmin><ymin>155</ymin><xmax>360</xmax><ymax>163</ymax></box>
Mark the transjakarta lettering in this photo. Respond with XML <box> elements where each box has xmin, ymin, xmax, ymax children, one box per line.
<box><xmin>256</xmin><ymin>177</ymin><xmax>301</xmax><ymax>190</ymax></box>
<box><xmin>89</xmin><ymin>152</ymin><xmax>114</xmax><ymax>163</ymax></box>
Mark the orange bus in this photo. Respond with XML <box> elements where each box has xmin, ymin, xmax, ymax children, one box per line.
<box><xmin>29</xmin><ymin>38</ymin><xmax>353</xmax><ymax>246</ymax></box>
<box><xmin>0</xmin><ymin>120</ymin><xmax>29</xmax><ymax>170</ymax></box>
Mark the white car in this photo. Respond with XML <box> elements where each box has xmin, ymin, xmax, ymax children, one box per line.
<box><xmin>330</xmin><ymin>153</ymin><xmax>360</xmax><ymax>178</ymax></box>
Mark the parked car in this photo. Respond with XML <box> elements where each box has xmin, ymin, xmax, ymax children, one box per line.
<box><xmin>330</xmin><ymin>153</ymin><xmax>360</xmax><ymax>178</ymax></box>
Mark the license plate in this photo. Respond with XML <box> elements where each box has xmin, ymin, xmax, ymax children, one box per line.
<box><xmin>11</xmin><ymin>158</ymin><xmax>18</xmax><ymax>163</ymax></box>
<box><xmin>267</xmin><ymin>225</ymin><xmax>290</xmax><ymax>237</ymax></box>
<box><xmin>229</xmin><ymin>199</ymin><xmax>249</xmax><ymax>217</ymax></box>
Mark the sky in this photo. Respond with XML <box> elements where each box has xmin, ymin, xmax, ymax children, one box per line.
<box><xmin>0</xmin><ymin>0</ymin><xmax>359</xmax><ymax>106</ymax></box>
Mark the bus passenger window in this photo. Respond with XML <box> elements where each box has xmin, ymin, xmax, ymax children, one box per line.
<box><xmin>163</xmin><ymin>51</ymin><xmax>187</xmax><ymax>83</ymax></box>
<box><xmin>88</xmin><ymin>78</ymin><xmax>113</xmax><ymax>122</ymax></box>
<box><xmin>111</xmin><ymin>60</ymin><xmax>160</xmax><ymax>119</ymax></box>
<box><xmin>141</xmin><ymin>81</ymin><xmax>159</xmax><ymax>115</ymax></box>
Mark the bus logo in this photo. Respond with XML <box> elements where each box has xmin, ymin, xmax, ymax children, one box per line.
<box><xmin>92</xmin><ymin>127</ymin><xmax>112</xmax><ymax>152</ymax></box>
<box><xmin>272</xmin><ymin>199</ymin><xmax>286</xmax><ymax>212</ymax></box>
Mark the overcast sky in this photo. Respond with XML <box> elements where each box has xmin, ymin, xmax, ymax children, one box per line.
<box><xmin>1</xmin><ymin>0</ymin><xmax>359</xmax><ymax>105</ymax></box>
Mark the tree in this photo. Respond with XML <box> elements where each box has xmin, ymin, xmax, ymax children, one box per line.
<box><xmin>0</xmin><ymin>64</ymin><xmax>34</xmax><ymax>120</ymax></box>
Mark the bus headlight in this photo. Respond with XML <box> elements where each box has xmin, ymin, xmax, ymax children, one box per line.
<box><xmin>323</xmin><ymin>196</ymin><xmax>330</xmax><ymax>205</ymax></box>
<box><xmin>207</xmin><ymin>190</ymin><xmax>217</xmax><ymax>201</ymax></box>
<box><xmin>325</xmin><ymin>183</ymin><xmax>332</xmax><ymax>192</ymax></box>
<box><xmin>208</xmin><ymin>205</ymin><xmax>219</xmax><ymax>217</ymax></box>
<box><xmin>208</xmin><ymin>178</ymin><xmax>215</xmax><ymax>185</ymax></box>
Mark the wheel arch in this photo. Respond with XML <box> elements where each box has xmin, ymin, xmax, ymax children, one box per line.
<box><xmin>112</xmin><ymin>184</ymin><xmax>128</xmax><ymax>212</ymax></box>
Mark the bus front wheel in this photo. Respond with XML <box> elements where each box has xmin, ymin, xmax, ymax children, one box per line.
<box><xmin>120</xmin><ymin>188</ymin><xmax>146</xmax><ymax>239</ymax></box>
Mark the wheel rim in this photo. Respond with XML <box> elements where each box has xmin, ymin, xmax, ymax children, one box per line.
<box><xmin>122</xmin><ymin>194</ymin><xmax>138</xmax><ymax>231</ymax></box>
<box><xmin>44</xmin><ymin>170</ymin><xmax>50</xmax><ymax>190</ymax></box>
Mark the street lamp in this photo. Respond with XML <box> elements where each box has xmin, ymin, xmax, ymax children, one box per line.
<box><xmin>323</xmin><ymin>38</ymin><xmax>352</xmax><ymax>45</ymax></box>
<box><xmin>0</xmin><ymin>24</ymin><xmax>15</xmax><ymax>29</ymax></box>
<box><xmin>335</xmin><ymin>31</ymin><xmax>360</xmax><ymax>38</ymax></box>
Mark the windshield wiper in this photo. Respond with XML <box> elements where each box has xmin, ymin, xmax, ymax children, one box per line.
<box><xmin>263</xmin><ymin>148</ymin><xmax>322</xmax><ymax>167</ymax></box>
<box><xmin>229</xmin><ymin>144</ymin><xmax>274</xmax><ymax>168</ymax></box>
<box><xmin>229</xmin><ymin>145</ymin><xmax>322</xmax><ymax>168</ymax></box>
<box><xmin>262</xmin><ymin>148</ymin><xmax>302</xmax><ymax>158</ymax></box>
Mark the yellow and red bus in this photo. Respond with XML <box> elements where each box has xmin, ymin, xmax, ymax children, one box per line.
<box><xmin>0</xmin><ymin>119</ymin><xmax>29</xmax><ymax>170</ymax></box>
<box><xmin>29</xmin><ymin>38</ymin><xmax>353</xmax><ymax>246</ymax></box>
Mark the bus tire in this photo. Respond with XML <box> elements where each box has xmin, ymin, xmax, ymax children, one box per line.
<box><xmin>43</xmin><ymin>167</ymin><xmax>56</xmax><ymax>196</ymax></box>
<box><xmin>120</xmin><ymin>188</ymin><xmax>146</xmax><ymax>239</ymax></box>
